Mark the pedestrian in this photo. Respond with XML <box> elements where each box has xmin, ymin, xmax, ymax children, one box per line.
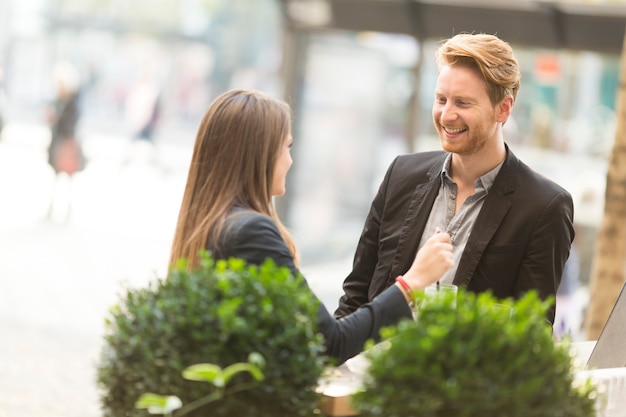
<box><xmin>123</xmin><ymin>72</ymin><xmax>161</xmax><ymax>165</ymax></box>
<box><xmin>334</xmin><ymin>33</ymin><xmax>574</xmax><ymax>326</ymax></box>
<box><xmin>45</xmin><ymin>61</ymin><xmax>85</xmax><ymax>222</ymax></box>
<box><xmin>125</xmin><ymin>74</ymin><xmax>160</xmax><ymax>144</ymax></box>
<box><xmin>169</xmin><ymin>89</ymin><xmax>454</xmax><ymax>363</ymax></box>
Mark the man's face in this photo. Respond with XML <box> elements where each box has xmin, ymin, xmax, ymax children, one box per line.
<box><xmin>432</xmin><ymin>65</ymin><xmax>505</xmax><ymax>156</ymax></box>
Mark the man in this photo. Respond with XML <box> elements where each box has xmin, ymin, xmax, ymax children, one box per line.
<box><xmin>334</xmin><ymin>33</ymin><xmax>574</xmax><ymax>325</ymax></box>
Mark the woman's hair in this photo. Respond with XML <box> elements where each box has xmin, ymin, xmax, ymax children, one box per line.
<box><xmin>436</xmin><ymin>33</ymin><xmax>521</xmax><ymax>106</ymax></box>
<box><xmin>169</xmin><ymin>89</ymin><xmax>298</xmax><ymax>268</ymax></box>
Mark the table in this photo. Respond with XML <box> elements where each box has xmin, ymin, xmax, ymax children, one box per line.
<box><xmin>317</xmin><ymin>341</ymin><xmax>626</xmax><ymax>417</ymax></box>
<box><xmin>570</xmin><ymin>341</ymin><xmax>626</xmax><ymax>417</ymax></box>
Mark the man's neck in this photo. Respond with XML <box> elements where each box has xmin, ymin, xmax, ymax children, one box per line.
<box><xmin>449</xmin><ymin>143</ymin><xmax>506</xmax><ymax>187</ymax></box>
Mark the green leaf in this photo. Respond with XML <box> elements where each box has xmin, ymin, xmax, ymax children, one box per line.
<box><xmin>247</xmin><ymin>352</ymin><xmax>266</xmax><ymax>368</ymax></box>
<box><xmin>222</xmin><ymin>362</ymin><xmax>265</xmax><ymax>385</ymax></box>
<box><xmin>182</xmin><ymin>363</ymin><xmax>224</xmax><ymax>385</ymax></box>
<box><xmin>135</xmin><ymin>393</ymin><xmax>182</xmax><ymax>414</ymax></box>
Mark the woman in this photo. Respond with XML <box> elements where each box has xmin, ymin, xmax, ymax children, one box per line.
<box><xmin>46</xmin><ymin>61</ymin><xmax>83</xmax><ymax>175</ymax></box>
<box><xmin>170</xmin><ymin>89</ymin><xmax>454</xmax><ymax>363</ymax></box>
<box><xmin>45</xmin><ymin>61</ymin><xmax>85</xmax><ymax>222</ymax></box>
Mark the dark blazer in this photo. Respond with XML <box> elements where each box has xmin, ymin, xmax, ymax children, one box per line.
<box><xmin>209</xmin><ymin>206</ymin><xmax>412</xmax><ymax>364</ymax></box>
<box><xmin>334</xmin><ymin>146</ymin><xmax>574</xmax><ymax>324</ymax></box>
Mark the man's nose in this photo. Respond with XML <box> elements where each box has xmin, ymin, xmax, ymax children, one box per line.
<box><xmin>440</xmin><ymin>104</ymin><xmax>457</xmax><ymax>123</ymax></box>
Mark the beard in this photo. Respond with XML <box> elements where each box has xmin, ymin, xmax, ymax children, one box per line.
<box><xmin>435</xmin><ymin>115</ymin><xmax>498</xmax><ymax>156</ymax></box>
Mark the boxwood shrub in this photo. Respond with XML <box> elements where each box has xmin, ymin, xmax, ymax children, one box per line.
<box><xmin>352</xmin><ymin>290</ymin><xmax>598</xmax><ymax>417</ymax></box>
<box><xmin>96</xmin><ymin>253</ymin><xmax>326</xmax><ymax>417</ymax></box>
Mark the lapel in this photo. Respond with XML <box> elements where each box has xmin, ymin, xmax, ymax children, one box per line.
<box><xmin>390</xmin><ymin>154</ymin><xmax>446</xmax><ymax>279</ymax></box>
<box><xmin>453</xmin><ymin>147</ymin><xmax>518</xmax><ymax>287</ymax></box>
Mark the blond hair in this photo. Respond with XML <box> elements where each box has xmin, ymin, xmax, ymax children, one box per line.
<box><xmin>436</xmin><ymin>33</ymin><xmax>520</xmax><ymax>106</ymax></box>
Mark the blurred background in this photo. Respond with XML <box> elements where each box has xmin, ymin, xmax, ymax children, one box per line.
<box><xmin>0</xmin><ymin>0</ymin><xmax>623</xmax><ymax>415</ymax></box>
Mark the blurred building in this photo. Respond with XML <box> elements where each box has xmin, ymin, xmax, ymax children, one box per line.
<box><xmin>0</xmin><ymin>0</ymin><xmax>285</xmax><ymax>140</ymax></box>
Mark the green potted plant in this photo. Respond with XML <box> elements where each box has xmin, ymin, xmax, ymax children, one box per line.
<box><xmin>96</xmin><ymin>252</ymin><xmax>326</xmax><ymax>417</ymax></box>
<box><xmin>352</xmin><ymin>290</ymin><xmax>598</xmax><ymax>417</ymax></box>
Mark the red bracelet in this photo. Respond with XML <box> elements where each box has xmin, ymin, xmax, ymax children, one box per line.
<box><xmin>395</xmin><ymin>275</ymin><xmax>414</xmax><ymax>301</ymax></box>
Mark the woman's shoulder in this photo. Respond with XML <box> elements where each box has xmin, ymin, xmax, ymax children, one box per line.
<box><xmin>223</xmin><ymin>206</ymin><xmax>283</xmax><ymax>247</ymax></box>
<box><xmin>220</xmin><ymin>206</ymin><xmax>295</xmax><ymax>270</ymax></box>
<box><xmin>226</xmin><ymin>206</ymin><xmax>278</xmax><ymax>232</ymax></box>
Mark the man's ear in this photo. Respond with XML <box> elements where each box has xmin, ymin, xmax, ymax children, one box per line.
<box><xmin>497</xmin><ymin>96</ymin><xmax>514</xmax><ymax>124</ymax></box>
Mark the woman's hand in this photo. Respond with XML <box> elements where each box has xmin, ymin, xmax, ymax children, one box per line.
<box><xmin>401</xmin><ymin>230</ymin><xmax>454</xmax><ymax>293</ymax></box>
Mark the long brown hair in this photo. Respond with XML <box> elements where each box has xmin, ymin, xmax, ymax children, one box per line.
<box><xmin>169</xmin><ymin>89</ymin><xmax>298</xmax><ymax>268</ymax></box>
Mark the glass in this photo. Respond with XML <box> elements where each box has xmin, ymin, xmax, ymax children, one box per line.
<box><xmin>424</xmin><ymin>283</ymin><xmax>458</xmax><ymax>300</ymax></box>
<box><xmin>413</xmin><ymin>283</ymin><xmax>458</xmax><ymax>319</ymax></box>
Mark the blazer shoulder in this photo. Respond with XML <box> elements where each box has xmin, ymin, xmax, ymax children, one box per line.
<box><xmin>388</xmin><ymin>150</ymin><xmax>447</xmax><ymax>178</ymax></box>
<box><xmin>516</xmin><ymin>159</ymin><xmax>572</xmax><ymax>197</ymax></box>
<box><xmin>217</xmin><ymin>207</ymin><xmax>296</xmax><ymax>271</ymax></box>
<box><xmin>225</xmin><ymin>208</ymin><xmax>279</xmax><ymax>240</ymax></box>
<box><xmin>394</xmin><ymin>150</ymin><xmax>446</xmax><ymax>165</ymax></box>
<box><xmin>498</xmin><ymin>149</ymin><xmax>573</xmax><ymax>203</ymax></box>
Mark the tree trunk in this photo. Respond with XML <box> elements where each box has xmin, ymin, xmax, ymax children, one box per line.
<box><xmin>583</xmin><ymin>32</ymin><xmax>626</xmax><ymax>340</ymax></box>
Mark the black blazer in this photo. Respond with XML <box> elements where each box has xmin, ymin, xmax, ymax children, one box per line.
<box><xmin>209</xmin><ymin>206</ymin><xmax>412</xmax><ymax>364</ymax></box>
<box><xmin>334</xmin><ymin>146</ymin><xmax>575</xmax><ymax>324</ymax></box>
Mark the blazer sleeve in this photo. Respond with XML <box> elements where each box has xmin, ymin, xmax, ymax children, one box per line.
<box><xmin>513</xmin><ymin>189</ymin><xmax>574</xmax><ymax>324</ymax></box>
<box><xmin>219</xmin><ymin>211</ymin><xmax>413</xmax><ymax>364</ymax></box>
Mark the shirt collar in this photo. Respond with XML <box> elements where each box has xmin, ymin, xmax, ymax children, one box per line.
<box><xmin>440</xmin><ymin>153</ymin><xmax>504</xmax><ymax>192</ymax></box>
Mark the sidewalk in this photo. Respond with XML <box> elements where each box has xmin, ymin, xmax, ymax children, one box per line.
<box><xmin>0</xmin><ymin>124</ymin><xmax>188</xmax><ymax>417</ymax></box>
